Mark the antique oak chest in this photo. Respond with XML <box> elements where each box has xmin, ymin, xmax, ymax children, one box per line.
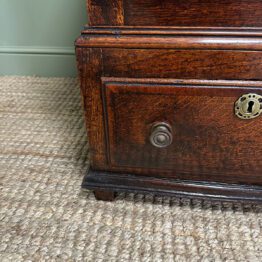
<box><xmin>76</xmin><ymin>0</ymin><xmax>262</xmax><ymax>202</ymax></box>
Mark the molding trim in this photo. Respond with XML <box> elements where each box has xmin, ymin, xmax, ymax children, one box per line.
<box><xmin>83</xmin><ymin>169</ymin><xmax>262</xmax><ymax>203</ymax></box>
<box><xmin>101</xmin><ymin>77</ymin><xmax>262</xmax><ymax>87</ymax></box>
<box><xmin>0</xmin><ymin>46</ymin><xmax>75</xmax><ymax>55</ymax></box>
<box><xmin>84</xmin><ymin>26</ymin><xmax>262</xmax><ymax>36</ymax></box>
<box><xmin>76</xmin><ymin>27</ymin><xmax>262</xmax><ymax>50</ymax></box>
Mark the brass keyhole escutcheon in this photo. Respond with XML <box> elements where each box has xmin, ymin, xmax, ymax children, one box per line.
<box><xmin>235</xmin><ymin>93</ymin><xmax>262</xmax><ymax>120</ymax></box>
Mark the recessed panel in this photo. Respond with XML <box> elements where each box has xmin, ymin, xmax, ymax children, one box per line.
<box><xmin>103</xmin><ymin>79</ymin><xmax>262</xmax><ymax>184</ymax></box>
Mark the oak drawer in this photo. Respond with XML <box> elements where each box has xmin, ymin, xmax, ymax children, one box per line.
<box><xmin>88</xmin><ymin>0</ymin><xmax>262</xmax><ymax>27</ymax></box>
<box><xmin>124</xmin><ymin>0</ymin><xmax>262</xmax><ymax>27</ymax></box>
<box><xmin>103</xmin><ymin>78</ymin><xmax>262</xmax><ymax>185</ymax></box>
<box><xmin>103</xmin><ymin>49</ymin><xmax>262</xmax><ymax>80</ymax></box>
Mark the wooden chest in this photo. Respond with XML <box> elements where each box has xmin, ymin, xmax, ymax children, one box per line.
<box><xmin>76</xmin><ymin>0</ymin><xmax>262</xmax><ymax>202</ymax></box>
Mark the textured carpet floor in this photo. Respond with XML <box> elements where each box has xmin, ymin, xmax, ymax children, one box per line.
<box><xmin>0</xmin><ymin>76</ymin><xmax>261</xmax><ymax>262</ymax></box>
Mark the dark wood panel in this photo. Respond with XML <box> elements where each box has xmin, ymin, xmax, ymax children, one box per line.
<box><xmin>76</xmin><ymin>48</ymin><xmax>108</xmax><ymax>169</ymax></box>
<box><xmin>83</xmin><ymin>169</ymin><xmax>262</xmax><ymax>203</ymax></box>
<box><xmin>103</xmin><ymin>79</ymin><xmax>262</xmax><ymax>185</ymax></box>
<box><xmin>123</xmin><ymin>0</ymin><xmax>262</xmax><ymax>27</ymax></box>
<box><xmin>102</xmin><ymin>49</ymin><xmax>262</xmax><ymax>80</ymax></box>
<box><xmin>87</xmin><ymin>0</ymin><xmax>124</xmax><ymax>26</ymax></box>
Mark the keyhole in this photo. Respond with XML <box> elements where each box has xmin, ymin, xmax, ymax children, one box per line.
<box><xmin>247</xmin><ymin>101</ymin><xmax>255</xmax><ymax>113</ymax></box>
<box><xmin>235</xmin><ymin>94</ymin><xmax>262</xmax><ymax>119</ymax></box>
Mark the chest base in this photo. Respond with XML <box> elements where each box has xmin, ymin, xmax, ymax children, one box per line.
<box><xmin>82</xmin><ymin>169</ymin><xmax>262</xmax><ymax>203</ymax></box>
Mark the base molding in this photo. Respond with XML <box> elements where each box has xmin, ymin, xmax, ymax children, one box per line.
<box><xmin>0</xmin><ymin>52</ymin><xmax>76</xmax><ymax>77</ymax></box>
<box><xmin>76</xmin><ymin>26</ymin><xmax>262</xmax><ymax>51</ymax></box>
<box><xmin>82</xmin><ymin>169</ymin><xmax>262</xmax><ymax>203</ymax></box>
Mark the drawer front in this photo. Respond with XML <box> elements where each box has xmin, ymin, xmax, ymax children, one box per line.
<box><xmin>124</xmin><ymin>0</ymin><xmax>262</xmax><ymax>27</ymax></box>
<box><xmin>103</xmin><ymin>49</ymin><xmax>262</xmax><ymax>80</ymax></box>
<box><xmin>103</xmin><ymin>79</ymin><xmax>262</xmax><ymax>184</ymax></box>
<box><xmin>87</xmin><ymin>0</ymin><xmax>262</xmax><ymax>27</ymax></box>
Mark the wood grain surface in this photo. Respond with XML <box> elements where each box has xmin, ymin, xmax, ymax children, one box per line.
<box><xmin>77</xmin><ymin>1</ymin><xmax>262</xmax><ymax>201</ymax></box>
<box><xmin>102</xmin><ymin>79</ymin><xmax>262</xmax><ymax>185</ymax></box>
<box><xmin>123</xmin><ymin>0</ymin><xmax>262</xmax><ymax>27</ymax></box>
<box><xmin>87</xmin><ymin>0</ymin><xmax>124</xmax><ymax>26</ymax></box>
<box><xmin>87</xmin><ymin>0</ymin><xmax>262</xmax><ymax>27</ymax></box>
<box><xmin>102</xmin><ymin>48</ymin><xmax>262</xmax><ymax>80</ymax></box>
<box><xmin>76</xmin><ymin>48</ymin><xmax>108</xmax><ymax>169</ymax></box>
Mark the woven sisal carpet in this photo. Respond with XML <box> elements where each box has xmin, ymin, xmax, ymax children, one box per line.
<box><xmin>0</xmin><ymin>76</ymin><xmax>261</xmax><ymax>262</ymax></box>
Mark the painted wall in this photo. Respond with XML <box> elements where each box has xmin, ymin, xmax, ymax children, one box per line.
<box><xmin>0</xmin><ymin>0</ymin><xmax>87</xmax><ymax>76</ymax></box>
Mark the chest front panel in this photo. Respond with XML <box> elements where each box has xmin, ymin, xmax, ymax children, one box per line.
<box><xmin>88</xmin><ymin>0</ymin><xmax>262</xmax><ymax>27</ymax></box>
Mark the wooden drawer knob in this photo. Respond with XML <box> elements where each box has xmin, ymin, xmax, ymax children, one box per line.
<box><xmin>150</xmin><ymin>122</ymin><xmax>173</xmax><ymax>148</ymax></box>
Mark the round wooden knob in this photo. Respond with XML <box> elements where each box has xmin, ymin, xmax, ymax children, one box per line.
<box><xmin>150</xmin><ymin>123</ymin><xmax>173</xmax><ymax>148</ymax></box>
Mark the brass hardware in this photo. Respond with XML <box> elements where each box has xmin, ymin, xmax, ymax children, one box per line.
<box><xmin>150</xmin><ymin>122</ymin><xmax>173</xmax><ymax>148</ymax></box>
<box><xmin>235</xmin><ymin>93</ymin><xmax>262</xmax><ymax>120</ymax></box>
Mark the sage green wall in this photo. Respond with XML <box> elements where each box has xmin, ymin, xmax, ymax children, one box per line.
<box><xmin>0</xmin><ymin>0</ymin><xmax>87</xmax><ymax>76</ymax></box>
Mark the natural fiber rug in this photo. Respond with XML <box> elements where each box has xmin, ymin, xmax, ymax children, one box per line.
<box><xmin>0</xmin><ymin>76</ymin><xmax>261</xmax><ymax>262</ymax></box>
